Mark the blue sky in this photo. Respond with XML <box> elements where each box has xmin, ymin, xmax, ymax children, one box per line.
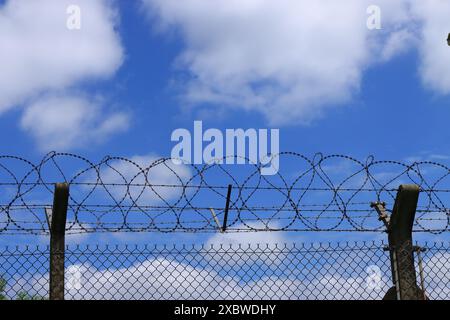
<box><xmin>1</xmin><ymin>1</ymin><xmax>450</xmax><ymax>159</ymax></box>
<box><xmin>1</xmin><ymin>0</ymin><xmax>450</xmax><ymax>247</ymax></box>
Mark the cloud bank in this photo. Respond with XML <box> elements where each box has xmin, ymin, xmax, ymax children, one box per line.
<box><xmin>20</xmin><ymin>95</ymin><xmax>129</xmax><ymax>150</ymax></box>
<box><xmin>10</xmin><ymin>245</ymin><xmax>449</xmax><ymax>300</ymax></box>
<box><xmin>142</xmin><ymin>0</ymin><xmax>450</xmax><ymax>125</ymax></box>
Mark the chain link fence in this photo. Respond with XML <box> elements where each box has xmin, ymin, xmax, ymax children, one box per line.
<box><xmin>0</xmin><ymin>241</ymin><xmax>448</xmax><ymax>300</ymax></box>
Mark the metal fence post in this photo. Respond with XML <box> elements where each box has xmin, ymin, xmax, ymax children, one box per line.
<box><xmin>385</xmin><ymin>184</ymin><xmax>421</xmax><ymax>300</ymax></box>
<box><xmin>49</xmin><ymin>183</ymin><xmax>69</xmax><ymax>300</ymax></box>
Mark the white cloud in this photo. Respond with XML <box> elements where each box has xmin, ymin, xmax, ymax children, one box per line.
<box><xmin>0</xmin><ymin>0</ymin><xmax>126</xmax><ymax>149</ymax></box>
<box><xmin>143</xmin><ymin>0</ymin><xmax>371</xmax><ymax>125</ymax></box>
<box><xmin>422</xmin><ymin>252</ymin><xmax>450</xmax><ymax>299</ymax></box>
<box><xmin>57</xmin><ymin>260</ymin><xmax>385</xmax><ymax>299</ymax></box>
<box><xmin>20</xmin><ymin>95</ymin><xmax>129</xmax><ymax>150</ymax></box>
<box><xmin>381</xmin><ymin>29</ymin><xmax>417</xmax><ymax>62</ymax></box>
<box><xmin>412</xmin><ymin>1</ymin><xmax>450</xmax><ymax>94</ymax></box>
<box><xmin>142</xmin><ymin>0</ymin><xmax>450</xmax><ymax>125</ymax></box>
<box><xmin>0</xmin><ymin>0</ymin><xmax>123</xmax><ymax>111</ymax></box>
<box><xmin>205</xmin><ymin>223</ymin><xmax>291</xmax><ymax>266</ymax></box>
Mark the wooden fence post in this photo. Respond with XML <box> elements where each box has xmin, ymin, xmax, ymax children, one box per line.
<box><xmin>49</xmin><ymin>183</ymin><xmax>69</xmax><ymax>300</ymax></box>
<box><xmin>383</xmin><ymin>184</ymin><xmax>422</xmax><ymax>300</ymax></box>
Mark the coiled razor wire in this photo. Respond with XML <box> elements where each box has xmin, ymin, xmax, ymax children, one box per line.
<box><xmin>0</xmin><ymin>152</ymin><xmax>449</xmax><ymax>234</ymax></box>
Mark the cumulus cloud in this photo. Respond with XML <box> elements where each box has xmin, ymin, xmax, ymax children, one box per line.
<box><xmin>380</xmin><ymin>29</ymin><xmax>417</xmax><ymax>62</ymax></box>
<box><xmin>142</xmin><ymin>0</ymin><xmax>371</xmax><ymax>125</ymax></box>
<box><xmin>58</xmin><ymin>260</ymin><xmax>386</xmax><ymax>299</ymax></box>
<box><xmin>412</xmin><ymin>1</ymin><xmax>450</xmax><ymax>94</ymax></box>
<box><xmin>20</xmin><ymin>95</ymin><xmax>129</xmax><ymax>150</ymax></box>
<box><xmin>0</xmin><ymin>0</ymin><xmax>125</xmax><ymax>148</ymax></box>
<box><xmin>142</xmin><ymin>0</ymin><xmax>450</xmax><ymax>125</ymax></box>
<box><xmin>0</xmin><ymin>0</ymin><xmax>123</xmax><ymax>111</ymax></box>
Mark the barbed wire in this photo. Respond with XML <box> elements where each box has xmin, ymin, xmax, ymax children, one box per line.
<box><xmin>0</xmin><ymin>152</ymin><xmax>449</xmax><ymax>234</ymax></box>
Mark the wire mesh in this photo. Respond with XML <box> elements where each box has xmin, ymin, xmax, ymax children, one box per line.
<box><xmin>0</xmin><ymin>241</ymin><xmax>448</xmax><ymax>300</ymax></box>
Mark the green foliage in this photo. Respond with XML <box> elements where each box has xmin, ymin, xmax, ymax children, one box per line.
<box><xmin>0</xmin><ymin>276</ymin><xmax>6</xmax><ymax>300</ymax></box>
<box><xmin>15</xmin><ymin>291</ymin><xmax>47</xmax><ymax>300</ymax></box>
<box><xmin>0</xmin><ymin>276</ymin><xmax>47</xmax><ymax>300</ymax></box>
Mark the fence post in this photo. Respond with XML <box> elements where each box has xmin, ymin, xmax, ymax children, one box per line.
<box><xmin>385</xmin><ymin>184</ymin><xmax>421</xmax><ymax>300</ymax></box>
<box><xmin>49</xmin><ymin>183</ymin><xmax>69</xmax><ymax>300</ymax></box>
